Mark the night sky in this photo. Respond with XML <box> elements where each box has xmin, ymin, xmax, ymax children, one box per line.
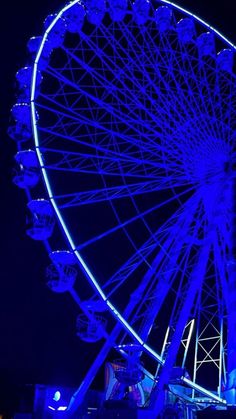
<box><xmin>1</xmin><ymin>0</ymin><xmax>236</xmax><ymax>413</ymax></box>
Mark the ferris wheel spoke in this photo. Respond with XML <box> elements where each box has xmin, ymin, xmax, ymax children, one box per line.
<box><xmin>39</xmin><ymin>140</ymin><xmax>185</xmax><ymax>178</ymax></box>
<box><xmin>167</xmin><ymin>41</ymin><xmax>227</xmax><ymax>143</ymax></box>
<box><xmin>60</xmin><ymin>43</ymin><xmax>175</xmax><ymax>136</ymax></box>
<box><xmin>100</xmin><ymin>20</ymin><xmax>191</xmax><ymax>122</ymax></box>
<box><xmin>117</xmin><ymin>22</ymin><xmax>198</xmax><ymax>115</ymax></box>
<box><xmin>129</xmin><ymin>241</ymin><xmax>191</xmax><ymax>334</ymax></box>
<box><xmin>195</xmin><ymin>56</ymin><xmax>236</xmax><ymax>143</ymax></box>
<box><xmin>39</xmin><ymin>122</ymin><xmax>167</xmax><ymax>161</ymax></box>
<box><xmin>47</xmin><ymin>30</ymin><xmax>213</xmax><ymax>160</ymax></box>
<box><xmin>37</xmin><ymin>96</ymin><xmax>178</xmax><ymax>164</ymax></box>
<box><xmin>160</xmin><ymin>35</ymin><xmax>220</xmax><ymax>138</ymax></box>
<box><xmin>39</xmin><ymin>62</ymin><xmax>227</xmax><ymax>180</ymax></box>
<box><xmin>143</xmin><ymin>28</ymin><xmax>230</xmax><ymax>147</ymax></box>
<box><xmin>105</xmin><ymin>214</ymin><xmax>186</xmax><ymax>298</ymax></box>
<box><xmin>73</xmin><ymin>27</ymin><xmax>186</xmax><ymax>135</ymax></box>
<box><xmin>75</xmin><ymin>184</ymin><xmax>195</xmax><ymax>251</ymax></box>
<box><xmin>53</xmin><ymin>178</ymin><xmax>188</xmax><ymax>208</ymax></box>
<box><xmin>91</xmin><ymin>191</ymin><xmax>202</xmax><ymax>300</ymax></box>
<box><xmin>129</xmin><ymin>198</ymin><xmax>208</xmax><ymax>340</ymax></box>
<box><xmin>43</xmin><ymin>66</ymin><xmax>171</xmax><ymax>150</ymax></box>
<box><xmin>41</xmin><ymin>148</ymin><xmax>185</xmax><ymax>183</ymax></box>
<box><xmin>99</xmin><ymin>199</ymin><xmax>194</xmax><ymax>296</ymax></box>
<box><xmin>113</xmin><ymin>21</ymin><xmax>213</xmax><ymax>145</ymax></box>
<box><xmin>151</xmin><ymin>240</ymin><xmax>212</xmax><ymax>412</ymax></box>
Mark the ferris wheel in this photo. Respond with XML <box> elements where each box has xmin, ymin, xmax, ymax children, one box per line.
<box><xmin>9</xmin><ymin>0</ymin><xmax>236</xmax><ymax>415</ymax></box>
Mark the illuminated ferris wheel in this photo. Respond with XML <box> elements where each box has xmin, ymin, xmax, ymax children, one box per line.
<box><xmin>9</xmin><ymin>0</ymin><xmax>236</xmax><ymax>415</ymax></box>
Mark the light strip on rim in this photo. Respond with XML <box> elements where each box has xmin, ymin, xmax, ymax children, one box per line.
<box><xmin>30</xmin><ymin>0</ymin><xmax>232</xmax><ymax>404</ymax></box>
<box><xmin>31</xmin><ymin>0</ymin><xmax>164</xmax><ymax>364</ymax></box>
<box><xmin>160</xmin><ymin>0</ymin><xmax>236</xmax><ymax>50</ymax></box>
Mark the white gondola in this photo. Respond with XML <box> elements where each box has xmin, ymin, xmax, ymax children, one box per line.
<box><xmin>197</xmin><ymin>32</ymin><xmax>215</xmax><ymax>57</ymax></box>
<box><xmin>16</xmin><ymin>67</ymin><xmax>41</xmax><ymax>88</ymax></box>
<box><xmin>26</xmin><ymin>199</ymin><xmax>55</xmax><ymax>240</ymax></box>
<box><xmin>8</xmin><ymin>122</ymin><xmax>32</xmax><ymax>143</ymax></box>
<box><xmin>108</xmin><ymin>0</ymin><xmax>127</xmax><ymax>22</ymax></box>
<box><xmin>155</xmin><ymin>6</ymin><xmax>172</xmax><ymax>32</ymax></box>
<box><xmin>13</xmin><ymin>150</ymin><xmax>39</xmax><ymax>189</ymax></box>
<box><xmin>76</xmin><ymin>313</ymin><xmax>107</xmax><ymax>342</ymax></box>
<box><xmin>9</xmin><ymin>103</ymin><xmax>32</xmax><ymax>143</ymax></box>
<box><xmin>27</xmin><ymin>37</ymin><xmax>53</xmax><ymax>70</ymax></box>
<box><xmin>177</xmin><ymin>18</ymin><xmax>195</xmax><ymax>44</ymax></box>
<box><xmin>63</xmin><ymin>2</ymin><xmax>85</xmax><ymax>33</ymax></box>
<box><xmin>85</xmin><ymin>0</ymin><xmax>106</xmax><ymax>26</ymax></box>
<box><xmin>132</xmin><ymin>0</ymin><xmax>150</xmax><ymax>26</ymax></box>
<box><xmin>43</xmin><ymin>15</ymin><xmax>67</xmax><ymax>48</ymax></box>
<box><xmin>11</xmin><ymin>103</ymin><xmax>31</xmax><ymax>126</ymax></box>
<box><xmin>217</xmin><ymin>49</ymin><xmax>234</xmax><ymax>72</ymax></box>
<box><xmin>27</xmin><ymin>36</ymin><xmax>43</xmax><ymax>54</ymax></box>
<box><xmin>16</xmin><ymin>67</ymin><xmax>42</xmax><ymax>100</ymax></box>
<box><xmin>46</xmin><ymin>251</ymin><xmax>77</xmax><ymax>293</ymax></box>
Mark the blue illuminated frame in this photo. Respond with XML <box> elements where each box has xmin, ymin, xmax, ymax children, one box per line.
<box><xmin>30</xmin><ymin>0</ymin><xmax>236</xmax><ymax>403</ymax></box>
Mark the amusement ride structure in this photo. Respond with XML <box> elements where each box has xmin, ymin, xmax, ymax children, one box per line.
<box><xmin>8</xmin><ymin>0</ymin><xmax>236</xmax><ymax>417</ymax></box>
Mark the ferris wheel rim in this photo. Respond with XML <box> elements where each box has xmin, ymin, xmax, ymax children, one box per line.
<box><xmin>28</xmin><ymin>0</ymin><xmax>235</xmax><ymax>403</ymax></box>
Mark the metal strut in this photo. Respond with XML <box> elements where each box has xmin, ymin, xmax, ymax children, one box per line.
<box><xmin>151</xmin><ymin>240</ymin><xmax>211</xmax><ymax>416</ymax></box>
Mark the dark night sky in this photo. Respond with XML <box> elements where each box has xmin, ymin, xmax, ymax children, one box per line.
<box><xmin>1</xmin><ymin>0</ymin><xmax>236</xmax><ymax>411</ymax></box>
